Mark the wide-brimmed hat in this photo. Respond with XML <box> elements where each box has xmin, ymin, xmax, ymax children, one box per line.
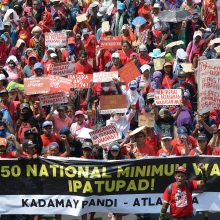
<box><xmin>149</xmin><ymin>48</ymin><xmax>165</xmax><ymax>58</ymax></box>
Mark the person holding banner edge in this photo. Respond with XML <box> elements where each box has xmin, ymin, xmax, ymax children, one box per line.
<box><xmin>159</xmin><ymin>164</ymin><xmax>208</xmax><ymax>220</ymax></box>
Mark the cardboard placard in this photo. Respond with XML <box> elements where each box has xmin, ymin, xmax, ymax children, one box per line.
<box><xmin>99</xmin><ymin>95</ymin><xmax>128</xmax><ymax>114</ymax></box>
<box><xmin>198</xmin><ymin>59</ymin><xmax>220</xmax><ymax>114</ymax></box>
<box><xmin>93</xmin><ymin>71</ymin><xmax>118</xmax><ymax>83</ymax></box>
<box><xmin>138</xmin><ymin>113</ymin><xmax>155</xmax><ymax>127</ymax></box>
<box><xmin>89</xmin><ymin>125</ymin><xmax>119</xmax><ymax>146</ymax></box>
<box><xmin>166</xmin><ymin>40</ymin><xmax>184</xmax><ymax>48</ymax></box>
<box><xmin>153</xmin><ymin>58</ymin><xmax>165</xmax><ymax>71</ymax></box>
<box><xmin>24</xmin><ymin>78</ymin><xmax>50</xmax><ymax>95</ymax></box>
<box><xmin>52</xmin><ymin>61</ymin><xmax>75</xmax><ymax>77</ymax></box>
<box><xmin>76</xmin><ymin>14</ymin><xmax>87</xmax><ymax>23</ymax></box>
<box><xmin>39</xmin><ymin>92</ymin><xmax>68</xmax><ymax>106</ymax></box>
<box><xmin>118</xmin><ymin>61</ymin><xmax>140</xmax><ymax>86</ymax></box>
<box><xmin>49</xmin><ymin>75</ymin><xmax>72</xmax><ymax>96</ymax></box>
<box><xmin>100</xmin><ymin>36</ymin><xmax>122</xmax><ymax>49</ymax></box>
<box><xmin>45</xmin><ymin>32</ymin><xmax>67</xmax><ymax>48</ymax></box>
<box><xmin>102</xmin><ymin>21</ymin><xmax>110</xmax><ymax>32</ymax></box>
<box><xmin>68</xmin><ymin>72</ymin><xmax>93</xmax><ymax>89</ymax></box>
<box><xmin>154</xmin><ymin>89</ymin><xmax>182</xmax><ymax>106</ymax></box>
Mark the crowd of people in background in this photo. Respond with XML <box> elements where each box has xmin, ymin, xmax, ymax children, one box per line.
<box><xmin>0</xmin><ymin>0</ymin><xmax>220</xmax><ymax>219</ymax></box>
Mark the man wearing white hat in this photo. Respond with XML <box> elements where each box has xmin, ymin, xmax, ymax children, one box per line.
<box><xmin>105</xmin><ymin>52</ymin><xmax>123</xmax><ymax>71</ymax></box>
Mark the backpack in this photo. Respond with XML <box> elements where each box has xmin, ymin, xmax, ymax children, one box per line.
<box><xmin>168</xmin><ymin>181</ymin><xmax>192</xmax><ymax>195</ymax></box>
<box><xmin>17</xmin><ymin>122</ymin><xmax>32</xmax><ymax>143</ymax></box>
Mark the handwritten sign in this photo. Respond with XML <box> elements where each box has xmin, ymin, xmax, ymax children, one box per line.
<box><xmin>99</xmin><ymin>95</ymin><xmax>128</xmax><ymax>114</ymax></box>
<box><xmin>39</xmin><ymin>92</ymin><xmax>68</xmax><ymax>106</ymax></box>
<box><xmin>45</xmin><ymin>32</ymin><xmax>67</xmax><ymax>48</ymax></box>
<box><xmin>100</xmin><ymin>36</ymin><xmax>122</xmax><ymax>49</ymax></box>
<box><xmin>198</xmin><ymin>59</ymin><xmax>220</xmax><ymax>114</ymax></box>
<box><xmin>76</xmin><ymin>14</ymin><xmax>87</xmax><ymax>23</ymax></box>
<box><xmin>68</xmin><ymin>72</ymin><xmax>93</xmax><ymax>89</ymax></box>
<box><xmin>52</xmin><ymin>61</ymin><xmax>75</xmax><ymax>77</ymax></box>
<box><xmin>138</xmin><ymin>112</ymin><xmax>155</xmax><ymax>127</ymax></box>
<box><xmin>48</xmin><ymin>75</ymin><xmax>72</xmax><ymax>96</ymax></box>
<box><xmin>118</xmin><ymin>61</ymin><xmax>140</xmax><ymax>86</ymax></box>
<box><xmin>89</xmin><ymin>125</ymin><xmax>119</xmax><ymax>146</ymax></box>
<box><xmin>24</xmin><ymin>78</ymin><xmax>50</xmax><ymax>95</ymax></box>
<box><xmin>153</xmin><ymin>58</ymin><xmax>165</xmax><ymax>71</ymax></box>
<box><xmin>93</xmin><ymin>71</ymin><xmax>118</xmax><ymax>83</ymax></box>
<box><xmin>154</xmin><ymin>89</ymin><xmax>182</xmax><ymax>106</ymax></box>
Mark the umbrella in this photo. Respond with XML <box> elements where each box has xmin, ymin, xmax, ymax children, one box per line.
<box><xmin>158</xmin><ymin>9</ymin><xmax>191</xmax><ymax>23</ymax></box>
<box><xmin>132</xmin><ymin>16</ymin><xmax>147</xmax><ymax>27</ymax></box>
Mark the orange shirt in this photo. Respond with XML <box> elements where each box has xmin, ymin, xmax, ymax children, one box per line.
<box><xmin>157</xmin><ymin>146</ymin><xmax>180</xmax><ymax>156</ymax></box>
<box><xmin>41</xmin><ymin>134</ymin><xmax>60</xmax><ymax>148</ymax></box>
<box><xmin>75</xmin><ymin>61</ymin><xmax>93</xmax><ymax>74</ymax></box>
<box><xmin>136</xmin><ymin>136</ymin><xmax>158</xmax><ymax>156</ymax></box>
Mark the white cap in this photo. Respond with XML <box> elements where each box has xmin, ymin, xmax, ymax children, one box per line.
<box><xmin>112</xmin><ymin>52</ymin><xmax>120</xmax><ymax>58</ymax></box>
<box><xmin>176</xmin><ymin>48</ymin><xmax>186</xmax><ymax>60</ymax></box>
<box><xmin>140</xmin><ymin>64</ymin><xmax>151</xmax><ymax>73</ymax></box>
<box><xmin>139</xmin><ymin>44</ymin><xmax>147</xmax><ymax>52</ymax></box>
<box><xmin>193</xmin><ymin>31</ymin><xmax>202</xmax><ymax>40</ymax></box>
<box><xmin>0</xmin><ymin>74</ymin><xmax>6</xmax><ymax>80</ymax></box>
<box><xmin>50</xmin><ymin>53</ymin><xmax>58</xmax><ymax>58</ymax></box>
<box><xmin>153</xmin><ymin>3</ymin><xmax>160</xmax><ymax>8</ymax></box>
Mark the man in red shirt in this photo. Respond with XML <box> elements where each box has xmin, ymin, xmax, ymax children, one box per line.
<box><xmin>159</xmin><ymin>165</ymin><xmax>208</xmax><ymax>220</ymax></box>
<box><xmin>75</xmin><ymin>50</ymin><xmax>93</xmax><ymax>74</ymax></box>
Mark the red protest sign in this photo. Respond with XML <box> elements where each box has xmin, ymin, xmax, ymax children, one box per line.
<box><xmin>89</xmin><ymin>125</ymin><xmax>119</xmax><ymax>146</ymax></box>
<box><xmin>118</xmin><ymin>61</ymin><xmax>140</xmax><ymax>86</ymax></box>
<box><xmin>39</xmin><ymin>92</ymin><xmax>68</xmax><ymax>106</ymax></box>
<box><xmin>48</xmin><ymin>75</ymin><xmax>72</xmax><ymax>96</ymax></box>
<box><xmin>154</xmin><ymin>89</ymin><xmax>182</xmax><ymax>106</ymax></box>
<box><xmin>100</xmin><ymin>36</ymin><xmax>122</xmax><ymax>50</ymax></box>
<box><xmin>99</xmin><ymin>95</ymin><xmax>128</xmax><ymax>114</ymax></box>
<box><xmin>45</xmin><ymin>32</ymin><xmax>67</xmax><ymax>48</ymax></box>
<box><xmin>52</xmin><ymin>61</ymin><xmax>75</xmax><ymax>77</ymax></box>
<box><xmin>68</xmin><ymin>72</ymin><xmax>93</xmax><ymax>89</ymax></box>
<box><xmin>24</xmin><ymin>78</ymin><xmax>50</xmax><ymax>95</ymax></box>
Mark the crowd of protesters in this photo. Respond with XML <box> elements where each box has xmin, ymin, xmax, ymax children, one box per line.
<box><xmin>0</xmin><ymin>0</ymin><xmax>220</xmax><ymax>219</ymax></box>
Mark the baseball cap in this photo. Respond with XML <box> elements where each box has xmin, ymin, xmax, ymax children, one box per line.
<box><xmin>34</xmin><ymin>62</ymin><xmax>43</xmax><ymax>70</ymax></box>
<box><xmin>112</xmin><ymin>52</ymin><xmax>120</xmax><ymax>59</ymax></box>
<box><xmin>23</xmin><ymin>140</ymin><xmax>36</xmax><ymax>148</ymax></box>
<box><xmin>164</xmin><ymin>62</ymin><xmax>172</xmax><ymax>67</ymax></box>
<box><xmin>50</xmin><ymin>53</ymin><xmax>58</xmax><ymax>58</ymax></box>
<box><xmin>57</xmin><ymin>105</ymin><xmax>66</xmax><ymax>111</ymax></box>
<box><xmin>147</xmin><ymin>92</ymin><xmax>154</xmax><ymax>100</ymax></box>
<box><xmin>82</xmin><ymin>142</ymin><xmax>92</xmax><ymax>150</ymax></box>
<box><xmin>198</xmin><ymin>133</ymin><xmax>208</xmax><ymax>141</ymax></box>
<box><xmin>175</xmin><ymin>166</ymin><xmax>187</xmax><ymax>174</ymax></box>
<box><xmin>153</xmin><ymin>3</ymin><xmax>160</xmax><ymax>8</ymax></box>
<box><xmin>139</xmin><ymin>44</ymin><xmax>147</xmax><ymax>52</ymax></box>
<box><xmin>54</xmin><ymin>16</ymin><xmax>61</xmax><ymax>21</ymax></box>
<box><xmin>159</xmin><ymin>108</ymin><xmax>170</xmax><ymax>118</ymax></box>
<box><xmin>117</xmin><ymin>2</ymin><xmax>125</xmax><ymax>10</ymax></box>
<box><xmin>0</xmin><ymin>74</ymin><xmax>6</xmax><ymax>80</ymax></box>
<box><xmin>110</xmin><ymin>142</ymin><xmax>120</xmax><ymax>151</ymax></box>
<box><xmin>48</xmin><ymin>142</ymin><xmax>59</xmax><ymax>149</ymax></box>
<box><xmin>0</xmin><ymin>138</ymin><xmax>7</xmax><ymax>147</ymax></box>
<box><xmin>20</xmin><ymin>103</ymin><xmax>30</xmax><ymax>110</ymax></box>
<box><xmin>140</xmin><ymin>64</ymin><xmax>151</xmax><ymax>73</ymax></box>
<box><xmin>177</xmin><ymin>126</ymin><xmax>188</xmax><ymax>136</ymax></box>
<box><xmin>0</xmin><ymin>90</ymin><xmax>8</xmax><ymax>95</ymax></box>
<box><xmin>129</xmin><ymin>80</ymin><xmax>137</xmax><ymax>88</ymax></box>
<box><xmin>75</xmin><ymin>110</ymin><xmax>84</xmax><ymax>117</ymax></box>
<box><xmin>176</xmin><ymin>48</ymin><xmax>186</xmax><ymax>60</ymax></box>
<box><xmin>42</xmin><ymin>121</ymin><xmax>53</xmax><ymax>128</ymax></box>
<box><xmin>161</xmin><ymin>132</ymin><xmax>172</xmax><ymax>140</ymax></box>
<box><xmin>59</xmin><ymin>126</ymin><xmax>71</xmax><ymax>135</ymax></box>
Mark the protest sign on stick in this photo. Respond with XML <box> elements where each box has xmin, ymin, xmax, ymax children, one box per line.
<box><xmin>100</xmin><ymin>36</ymin><xmax>122</xmax><ymax>50</ymax></box>
<box><xmin>93</xmin><ymin>71</ymin><xmax>118</xmax><ymax>83</ymax></box>
<box><xmin>68</xmin><ymin>72</ymin><xmax>93</xmax><ymax>89</ymax></box>
<box><xmin>198</xmin><ymin>59</ymin><xmax>220</xmax><ymax>114</ymax></box>
<box><xmin>154</xmin><ymin>89</ymin><xmax>182</xmax><ymax>106</ymax></box>
<box><xmin>45</xmin><ymin>32</ymin><xmax>67</xmax><ymax>48</ymax></box>
<box><xmin>89</xmin><ymin>125</ymin><xmax>119</xmax><ymax>145</ymax></box>
<box><xmin>118</xmin><ymin>61</ymin><xmax>140</xmax><ymax>86</ymax></box>
<box><xmin>39</xmin><ymin>92</ymin><xmax>68</xmax><ymax>106</ymax></box>
<box><xmin>52</xmin><ymin>61</ymin><xmax>75</xmax><ymax>77</ymax></box>
<box><xmin>99</xmin><ymin>95</ymin><xmax>127</xmax><ymax>114</ymax></box>
<box><xmin>24</xmin><ymin>78</ymin><xmax>50</xmax><ymax>95</ymax></box>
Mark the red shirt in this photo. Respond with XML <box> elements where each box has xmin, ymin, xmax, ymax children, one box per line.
<box><xmin>157</xmin><ymin>146</ymin><xmax>180</xmax><ymax>156</ymax></box>
<box><xmin>41</xmin><ymin>134</ymin><xmax>60</xmax><ymax>148</ymax></box>
<box><xmin>163</xmin><ymin>180</ymin><xmax>198</xmax><ymax>217</ymax></box>
<box><xmin>188</xmin><ymin>145</ymin><xmax>212</xmax><ymax>156</ymax></box>
<box><xmin>75</xmin><ymin>61</ymin><xmax>93</xmax><ymax>74</ymax></box>
<box><xmin>0</xmin><ymin>152</ymin><xmax>17</xmax><ymax>158</ymax></box>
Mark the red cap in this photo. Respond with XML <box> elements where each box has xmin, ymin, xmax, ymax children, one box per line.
<box><xmin>175</xmin><ymin>166</ymin><xmax>187</xmax><ymax>174</ymax></box>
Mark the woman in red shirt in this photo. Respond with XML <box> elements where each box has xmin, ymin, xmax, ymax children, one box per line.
<box><xmin>118</xmin><ymin>40</ymin><xmax>133</xmax><ymax>65</ymax></box>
